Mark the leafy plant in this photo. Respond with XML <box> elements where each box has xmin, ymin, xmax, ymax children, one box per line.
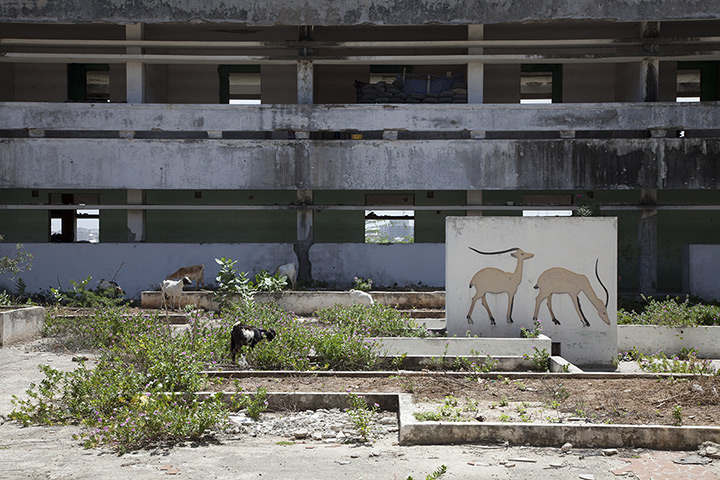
<box><xmin>50</xmin><ymin>276</ymin><xmax>126</xmax><ymax>308</ymax></box>
<box><xmin>524</xmin><ymin>346</ymin><xmax>550</xmax><ymax>371</ymax></box>
<box><xmin>214</xmin><ymin>257</ymin><xmax>254</xmax><ymax>310</ymax></box>
<box><xmin>231</xmin><ymin>385</ymin><xmax>269</xmax><ymax>420</ymax></box>
<box><xmin>252</xmin><ymin>270</ymin><xmax>287</xmax><ymax>292</ymax></box>
<box><xmin>520</xmin><ymin>319</ymin><xmax>543</xmax><ymax>338</ymax></box>
<box><xmin>672</xmin><ymin>404</ymin><xmax>683</xmax><ymax>426</ymax></box>
<box><xmin>345</xmin><ymin>392</ymin><xmax>378</xmax><ymax>442</ymax></box>
<box><xmin>617</xmin><ymin>295</ymin><xmax>720</xmax><ymax>327</ymax></box>
<box><xmin>0</xmin><ymin>234</ymin><xmax>33</xmax><ymax>280</ymax></box>
<box><xmin>406</xmin><ymin>464</ymin><xmax>448</xmax><ymax>480</ymax></box>
<box><xmin>352</xmin><ymin>276</ymin><xmax>374</xmax><ymax>291</ymax></box>
<box><xmin>616</xmin><ymin>347</ymin><xmax>716</xmax><ymax>375</ymax></box>
<box><xmin>315</xmin><ymin>304</ymin><xmax>429</xmax><ymax>338</ymax></box>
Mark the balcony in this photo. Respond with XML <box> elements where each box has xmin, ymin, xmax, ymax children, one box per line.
<box><xmin>1</xmin><ymin>101</ymin><xmax>719</xmax><ymax>191</ymax></box>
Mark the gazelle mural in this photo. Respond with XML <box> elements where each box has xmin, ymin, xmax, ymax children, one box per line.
<box><xmin>466</xmin><ymin>247</ymin><xmax>534</xmax><ymax>325</ymax></box>
<box><xmin>532</xmin><ymin>259</ymin><xmax>610</xmax><ymax>327</ymax></box>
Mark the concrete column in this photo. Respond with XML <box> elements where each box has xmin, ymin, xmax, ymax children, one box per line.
<box><xmin>467</xmin><ymin>25</ymin><xmax>484</xmax><ymax>218</ymax></box>
<box><xmin>466</xmin><ymin>191</ymin><xmax>483</xmax><ymax>217</ymax></box>
<box><xmin>125</xmin><ymin>23</ymin><xmax>145</xmax><ymax>103</ymax></box>
<box><xmin>297</xmin><ymin>61</ymin><xmax>314</xmax><ymax>105</ymax></box>
<box><xmin>127</xmin><ymin>189</ymin><xmax>145</xmax><ymax>242</ymax></box>
<box><xmin>638</xmin><ymin>189</ymin><xmax>657</xmax><ymax>294</ymax></box>
<box><xmin>467</xmin><ymin>24</ymin><xmax>484</xmax><ymax>104</ymax></box>
<box><xmin>641</xmin><ymin>21</ymin><xmax>660</xmax><ymax>103</ymax></box>
<box><xmin>294</xmin><ymin>189</ymin><xmax>313</xmax><ymax>284</ymax></box>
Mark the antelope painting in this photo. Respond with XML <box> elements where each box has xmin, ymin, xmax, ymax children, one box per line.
<box><xmin>466</xmin><ymin>247</ymin><xmax>534</xmax><ymax>325</ymax></box>
<box><xmin>532</xmin><ymin>259</ymin><xmax>610</xmax><ymax>327</ymax></box>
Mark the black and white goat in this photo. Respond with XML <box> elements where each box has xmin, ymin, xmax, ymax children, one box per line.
<box><xmin>230</xmin><ymin>322</ymin><xmax>277</xmax><ymax>362</ymax></box>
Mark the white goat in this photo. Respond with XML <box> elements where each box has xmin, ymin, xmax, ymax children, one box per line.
<box><xmin>532</xmin><ymin>260</ymin><xmax>610</xmax><ymax>327</ymax></box>
<box><xmin>466</xmin><ymin>247</ymin><xmax>534</xmax><ymax>325</ymax></box>
<box><xmin>274</xmin><ymin>262</ymin><xmax>297</xmax><ymax>290</ymax></box>
<box><xmin>349</xmin><ymin>289</ymin><xmax>374</xmax><ymax>306</ymax></box>
<box><xmin>166</xmin><ymin>264</ymin><xmax>205</xmax><ymax>290</ymax></box>
<box><xmin>161</xmin><ymin>276</ymin><xmax>192</xmax><ymax>310</ymax></box>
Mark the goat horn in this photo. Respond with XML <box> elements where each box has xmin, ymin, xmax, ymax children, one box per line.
<box><xmin>468</xmin><ymin>247</ymin><xmax>519</xmax><ymax>255</ymax></box>
<box><xmin>595</xmin><ymin>259</ymin><xmax>609</xmax><ymax>308</ymax></box>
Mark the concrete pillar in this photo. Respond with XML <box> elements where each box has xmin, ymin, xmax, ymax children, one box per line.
<box><xmin>125</xmin><ymin>23</ymin><xmax>145</xmax><ymax>103</ymax></box>
<box><xmin>640</xmin><ymin>22</ymin><xmax>660</xmax><ymax>103</ymax></box>
<box><xmin>297</xmin><ymin>61</ymin><xmax>314</xmax><ymax>105</ymax></box>
<box><xmin>294</xmin><ymin>189</ymin><xmax>313</xmax><ymax>284</ymax></box>
<box><xmin>638</xmin><ymin>189</ymin><xmax>657</xmax><ymax>294</ymax></box>
<box><xmin>467</xmin><ymin>25</ymin><xmax>484</xmax><ymax>218</ymax></box>
<box><xmin>466</xmin><ymin>190</ymin><xmax>483</xmax><ymax>217</ymax></box>
<box><xmin>467</xmin><ymin>24</ymin><xmax>484</xmax><ymax>104</ymax></box>
<box><xmin>127</xmin><ymin>189</ymin><xmax>145</xmax><ymax>242</ymax></box>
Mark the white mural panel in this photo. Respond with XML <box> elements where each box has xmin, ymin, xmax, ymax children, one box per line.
<box><xmin>446</xmin><ymin>216</ymin><xmax>617</xmax><ymax>367</ymax></box>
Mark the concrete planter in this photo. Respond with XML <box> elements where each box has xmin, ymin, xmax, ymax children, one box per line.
<box><xmin>618</xmin><ymin>325</ymin><xmax>720</xmax><ymax>357</ymax></box>
<box><xmin>374</xmin><ymin>334</ymin><xmax>551</xmax><ymax>357</ymax></box>
<box><xmin>0</xmin><ymin>306</ymin><xmax>45</xmax><ymax>346</ymax></box>
<box><xmin>141</xmin><ymin>290</ymin><xmax>445</xmax><ymax>315</ymax></box>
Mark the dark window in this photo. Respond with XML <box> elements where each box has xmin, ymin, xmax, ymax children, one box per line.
<box><xmin>67</xmin><ymin>64</ymin><xmax>110</xmax><ymax>102</ymax></box>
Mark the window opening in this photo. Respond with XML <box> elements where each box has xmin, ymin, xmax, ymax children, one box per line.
<box><xmin>67</xmin><ymin>64</ymin><xmax>110</xmax><ymax>102</ymax></box>
<box><xmin>219</xmin><ymin>65</ymin><xmax>261</xmax><ymax>104</ymax></box>
<box><xmin>365</xmin><ymin>210</ymin><xmax>415</xmax><ymax>243</ymax></box>
<box><xmin>521</xmin><ymin>64</ymin><xmax>562</xmax><ymax>103</ymax></box>
<box><xmin>522</xmin><ymin>210</ymin><xmax>572</xmax><ymax>217</ymax></box>
<box><xmin>49</xmin><ymin>194</ymin><xmax>100</xmax><ymax>243</ymax></box>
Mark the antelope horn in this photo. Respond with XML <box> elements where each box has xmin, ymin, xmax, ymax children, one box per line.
<box><xmin>595</xmin><ymin>259</ymin><xmax>609</xmax><ymax>308</ymax></box>
<box><xmin>468</xmin><ymin>247</ymin><xmax>519</xmax><ymax>255</ymax></box>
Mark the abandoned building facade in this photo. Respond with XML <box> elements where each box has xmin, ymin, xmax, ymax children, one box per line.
<box><xmin>1</xmin><ymin>1</ymin><xmax>719</xmax><ymax>298</ymax></box>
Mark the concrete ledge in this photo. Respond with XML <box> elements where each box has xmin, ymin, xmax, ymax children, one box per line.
<box><xmin>549</xmin><ymin>355</ymin><xmax>583</xmax><ymax>373</ymax></box>
<box><xmin>197</xmin><ymin>390</ymin><xmax>720</xmax><ymax>450</ymax></box>
<box><xmin>0</xmin><ymin>306</ymin><xmax>45</xmax><ymax>346</ymax></box>
<box><xmin>141</xmin><ymin>290</ymin><xmax>445</xmax><ymax>315</ymax></box>
<box><xmin>397</xmin><ymin>394</ymin><xmax>720</xmax><ymax>450</ymax></box>
<box><xmin>375</xmin><ymin>334</ymin><xmax>551</xmax><ymax>357</ymax></box>
<box><xmin>618</xmin><ymin>325</ymin><xmax>720</xmax><ymax>357</ymax></box>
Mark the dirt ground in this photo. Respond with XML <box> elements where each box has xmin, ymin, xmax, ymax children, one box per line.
<box><xmin>2</xmin><ymin>338</ymin><xmax>720</xmax><ymax>479</ymax></box>
<box><xmin>217</xmin><ymin>373</ymin><xmax>720</xmax><ymax>427</ymax></box>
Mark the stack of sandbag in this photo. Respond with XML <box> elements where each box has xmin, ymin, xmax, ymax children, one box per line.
<box><xmin>355</xmin><ymin>78</ymin><xmax>468</xmax><ymax>104</ymax></box>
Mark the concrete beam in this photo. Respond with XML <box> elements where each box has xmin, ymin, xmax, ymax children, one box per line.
<box><xmin>3</xmin><ymin>137</ymin><xmax>720</xmax><ymax>191</ymax></box>
<box><xmin>3</xmin><ymin>1</ymin><xmax>719</xmax><ymax>26</ymax></box>
<box><xmin>2</xmin><ymin>102</ymin><xmax>717</xmax><ymax>133</ymax></box>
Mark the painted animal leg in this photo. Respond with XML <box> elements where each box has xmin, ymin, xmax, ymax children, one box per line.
<box><xmin>573</xmin><ymin>296</ymin><xmax>590</xmax><ymax>327</ymax></box>
<box><xmin>480</xmin><ymin>295</ymin><xmax>496</xmax><ymax>325</ymax></box>
<box><xmin>466</xmin><ymin>292</ymin><xmax>481</xmax><ymax>324</ymax></box>
<box><xmin>532</xmin><ymin>293</ymin><xmax>545</xmax><ymax>321</ymax></box>
<box><xmin>546</xmin><ymin>294</ymin><xmax>561</xmax><ymax>325</ymax></box>
<box><xmin>505</xmin><ymin>290</ymin><xmax>516</xmax><ymax>323</ymax></box>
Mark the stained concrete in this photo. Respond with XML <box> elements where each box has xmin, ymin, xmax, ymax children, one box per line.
<box><xmin>0</xmin><ymin>306</ymin><xmax>44</xmax><ymax>346</ymax></box>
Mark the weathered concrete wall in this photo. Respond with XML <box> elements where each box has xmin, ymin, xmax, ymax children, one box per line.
<box><xmin>3</xmin><ymin>102</ymin><xmax>715</xmax><ymax>133</ymax></box>
<box><xmin>4</xmin><ymin>137</ymin><xmax>720</xmax><ymax>191</ymax></box>
<box><xmin>377</xmin><ymin>334</ymin><xmax>551</xmax><ymax>357</ymax></box>
<box><xmin>2</xmin><ymin>1</ymin><xmax>718</xmax><ymax>25</ymax></box>
<box><xmin>0</xmin><ymin>243</ymin><xmax>446</xmax><ymax>299</ymax></box>
<box><xmin>618</xmin><ymin>325</ymin><xmax>720</xmax><ymax>358</ymax></box>
<box><xmin>684</xmin><ymin>245</ymin><xmax>720</xmax><ymax>302</ymax></box>
<box><xmin>446</xmin><ymin>217</ymin><xmax>617</xmax><ymax>367</ymax></box>
<box><xmin>0</xmin><ymin>306</ymin><xmax>45</xmax><ymax>346</ymax></box>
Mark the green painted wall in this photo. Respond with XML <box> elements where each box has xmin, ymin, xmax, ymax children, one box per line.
<box><xmin>314</xmin><ymin>191</ymin><xmax>365</xmax><ymax>243</ymax></box>
<box><xmin>144</xmin><ymin>190</ymin><xmax>297</xmax><ymax>243</ymax></box>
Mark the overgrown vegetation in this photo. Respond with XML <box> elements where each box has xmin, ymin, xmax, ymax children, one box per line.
<box><xmin>352</xmin><ymin>276</ymin><xmax>373</xmax><ymax>291</ymax></box>
<box><xmin>315</xmin><ymin>303</ymin><xmax>430</xmax><ymax>338</ymax></box>
<box><xmin>618</xmin><ymin>295</ymin><xmax>720</xmax><ymax>327</ymax></box>
<box><xmin>615</xmin><ymin>346</ymin><xmax>717</xmax><ymax>375</ymax></box>
<box><xmin>345</xmin><ymin>392</ymin><xmax>379</xmax><ymax>442</ymax></box>
<box><xmin>50</xmin><ymin>276</ymin><xmax>127</xmax><ymax>308</ymax></box>
<box><xmin>0</xmin><ymin>234</ymin><xmax>34</xmax><ymax>305</ymax></box>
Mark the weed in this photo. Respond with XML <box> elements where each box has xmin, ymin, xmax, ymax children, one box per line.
<box><xmin>214</xmin><ymin>257</ymin><xmax>254</xmax><ymax>310</ymax></box>
<box><xmin>315</xmin><ymin>304</ymin><xmax>429</xmax><ymax>338</ymax></box>
<box><xmin>524</xmin><ymin>347</ymin><xmax>550</xmax><ymax>371</ymax></box>
<box><xmin>406</xmin><ymin>464</ymin><xmax>447</xmax><ymax>480</ymax></box>
<box><xmin>352</xmin><ymin>276</ymin><xmax>374</xmax><ymax>292</ymax></box>
<box><xmin>252</xmin><ymin>270</ymin><xmax>287</xmax><ymax>292</ymax></box>
<box><xmin>618</xmin><ymin>295</ymin><xmax>720</xmax><ymax>327</ymax></box>
<box><xmin>345</xmin><ymin>392</ymin><xmax>379</xmax><ymax>442</ymax></box>
<box><xmin>231</xmin><ymin>384</ymin><xmax>269</xmax><ymax>420</ymax></box>
<box><xmin>499</xmin><ymin>414</ymin><xmax>511</xmax><ymax>422</ymax></box>
<box><xmin>520</xmin><ymin>319</ymin><xmax>543</xmax><ymax>338</ymax></box>
<box><xmin>498</xmin><ymin>396</ymin><xmax>509</xmax><ymax>407</ymax></box>
<box><xmin>50</xmin><ymin>276</ymin><xmax>126</xmax><ymax>308</ymax></box>
<box><xmin>672</xmin><ymin>404</ymin><xmax>683</xmax><ymax>426</ymax></box>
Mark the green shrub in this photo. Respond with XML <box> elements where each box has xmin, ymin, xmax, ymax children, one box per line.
<box><xmin>617</xmin><ymin>295</ymin><xmax>720</xmax><ymax>327</ymax></box>
<box><xmin>252</xmin><ymin>270</ymin><xmax>287</xmax><ymax>292</ymax></box>
<box><xmin>50</xmin><ymin>276</ymin><xmax>126</xmax><ymax>308</ymax></box>
<box><xmin>315</xmin><ymin>303</ymin><xmax>430</xmax><ymax>338</ymax></box>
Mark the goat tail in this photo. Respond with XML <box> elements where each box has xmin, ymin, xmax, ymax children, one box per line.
<box><xmin>595</xmin><ymin>259</ymin><xmax>609</xmax><ymax>307</ymax></box>
<box><xmin>468</xmin><ymin>246</ymin><xmax>519</xmax><ymax>256</ymax></box>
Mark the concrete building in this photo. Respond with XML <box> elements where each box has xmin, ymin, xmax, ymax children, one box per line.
<box><xmin>1</xmin><ymin>1</ymin><xmax>719</xmax><ymax>298</ymax></box>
